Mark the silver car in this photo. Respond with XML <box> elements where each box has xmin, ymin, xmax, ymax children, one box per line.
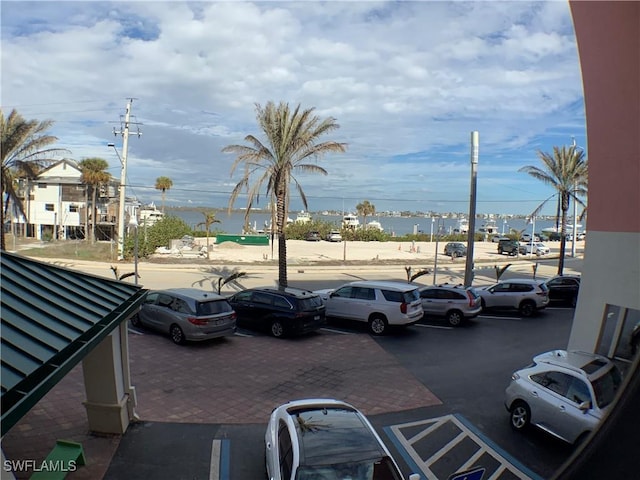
<box><xmin>132</xmin><ymin>288</ymin><xmax>236</xmax><ymax>344</ymax></box>
<box><xmin>477</xmin><ymin>278</ymin><xmax>549</xmax><ymax>317</ymax></box>
<box><xmin>418</xmin><ymin>284</ymin><xmax>482</xmax><ymax>326</ymax></box>
<box><xmin>505</xmin><ymin>350</ymin><xmax>622</xmax><ymax>444</ymax></box>
<box><xmin>315</xmin><ymin>281</ymin><xmax>423</xmax><ymax>335</ymax></box>
<box><xmin>265</xmin><ymin>398</ymin><xmax>420</xmax><ymax>480</ymax></box>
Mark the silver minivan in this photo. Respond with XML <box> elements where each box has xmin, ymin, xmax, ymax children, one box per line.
<box><xmin>132</xmin><ymin>288</ymin><xmax>237</xmax><ymax>344</ymax></box>
<box><xmin>315</xmin><ymin>280</ymin><xmax>423</xmax><ymax>335</ymax></box>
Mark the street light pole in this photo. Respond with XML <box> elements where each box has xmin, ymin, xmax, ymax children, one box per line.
<box><xmin>464</xmin><ymin>131</ymin><xmax>479</xmax><ymax>287</ymax></box>
<box><xmin>129</xmin><ymin>217</ymin><xmax>139</xmax><ymax>285</ymax></box>
<box><xmin>115</xmin><ymin>100</ymin><xmax>133</xmax><ymax>261</ymax></box>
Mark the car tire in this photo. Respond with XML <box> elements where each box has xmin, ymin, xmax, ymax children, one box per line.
<box><xmin>130</xmin><ymin>314</ymin><xmax>141</xmax><ymax>328</ymax></box>
<box><xmin>575</xmin><ymin>431</ymin><xmax>591</xmax><ymax>446</ymax></box>
<box><xmin>270</xmin><ymin>320</ymin><xmax>285</xmax><ymax>338</ymax></box>
<box><xmin>519</xmin><ymin>301</ymin><xmax>536</xmax><ymax>317</ymax></box>
<box><xmin>510</xmin><ymin>401</ymin><xmax>531</xmax><ymax>431</ymax></box>
<box><xmin>170</xmin><ymin>324</ymin><xmax>186</xmax><ymax>345</ymax></box>
<box><xmin>447</xmin><ymin>310</ymin><xmax>463</xmax><ymax>327</ymax></box>
<box><xmin>480</xmin><ymin>298</ymin><xmax>487</xmax><ymax>311</ymax></box>
<box><xmin>498</xmin><ymin>247</ymin><xmax>503</xmax><ymax>254</ymax></box>
<box><xmin>368</xmin><ymin>315</ymin><xmax>388</xmax><ymax>335</ymax></box>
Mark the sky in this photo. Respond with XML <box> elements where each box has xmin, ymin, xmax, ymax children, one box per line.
<box><xmin>1</xmin><ymin>0</ymin><xmax>587</xmax><ymax>216</ymax></box>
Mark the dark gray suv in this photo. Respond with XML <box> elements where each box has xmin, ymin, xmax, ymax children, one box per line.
<box><xmin>497</xmin><ymin>238</ymin><xmax>525</xmax><ymax>256</ymax></box>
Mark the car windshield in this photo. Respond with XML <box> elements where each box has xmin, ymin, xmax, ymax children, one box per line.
<box><xmin>403</xmin><ymin>289</ymin><xmax>420</xmax><ymax>303</ymax></box>
<box><xmin>296</xmin><ymin>457</ymin><xmax>402</xmax><ymax>480</ymax></box>
<box><xmin>591</xmin><ymin>365</ymin><xmax>623</xmax><ymax>408</ymax></box>
<box><xmin>196</xmin><ymin>300</ymin><xmax>233</xmax><ymax>316</ymax></box>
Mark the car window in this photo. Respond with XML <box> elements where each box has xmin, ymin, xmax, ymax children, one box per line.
<box><xmin>566</xmin><ymin>377</ymin><xmax>592</xmax><ymax>405</ymax></box>
<box><xmin>272</xmin><ymin>295</ymin><xmax>292</xmax><ymax>309</ymax></box>
<box><xmin>144</xmin><ymin>292</ymin><xmax>159</xmax><ymax>304</ymax></box>
<box><xmin>353</xmin><ymin>287</ymin><xmax>376</xmax><ymax>300</ymax></box>
<box><xmin>157</xmin><ymin>293</ymin><xmax>174</xmax><ymax>308</ymax></box>
<box><xmin>532</xmin><ymin>371</ymin><xmax>571</xmax><ymax>396</ymax></box>
<box><xmin>232</xmin><ymin>291</ymin><xmax>253</xmax><ymax>302</ymax></box>
<box><xmin>252</xmin><ymin>292</ymin><xmax>273</xmax><ymax>305</ymax></box>
<box><xmin>492</xmin><ymin>283</ymin><xmax>510</xmax><ymax>293</ymax></box>
<box><xmin>197</xmin><ymin>300</ymin><xmax>233</xmax><ymax>316</ymax></box>
<box><xmin>511</xmin><ymin>284</ymin><xmax>533</xmax><ymax>292</ymax></box>
<box><xmin>332</xmin><ymin>286</ymin><xmax>353</xmax><ymax>298</ymax></box>
<box><xmin>171</xmin><ymin>298</ymin><xmax>191</xmax><ymax>314</ymax></box>
<box><xmin>439</xmin><ymin>290</ymin><xmax>465</xmax><ymax>300</ymax></box>
<box><xmin>420</xmin><ymin>289</ymin><xmax>437</xmax><ymax>299</ymax></box>
<box><xmin>381</xmin><ymin>290</ymin><xmax>403</xmax><ymax>302</ymax></box>
<box><xmin>278</xmin><ymin>420</ymin><xmax>293</xmax><ymax>479</ymax></box>
<box><xmin>591</xmin><ymin>366</ymin><xmax>622</xmax><ymax>408</ymax></box>
<box><xmin>298</xmin><ymin>296</ymin><xmax>323</xmax><ymax>310</ymax></box>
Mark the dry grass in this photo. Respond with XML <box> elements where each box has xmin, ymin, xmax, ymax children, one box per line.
<box><xmin>7</xmin><ymin>236</ymin><xmax>116</xmax><ymax>261</ymax></box>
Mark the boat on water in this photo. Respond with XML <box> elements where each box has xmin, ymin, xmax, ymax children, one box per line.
<box><xmin>343</xmin><ymin>214</ymin><xmax>360</xmax><ymax>229</ymax></box>
<box><xmin>139</xmin><ymin>204</ymin><xmax>164</xmax><ymax>227</ymax></box>
<box><xmin>366</xmin><ymin>220</ymin><xmax>384</xmax><ymax>231</ymax></box>
<box><xmin>295</xmin><ymin>211</ymin><xmax>312</xmax><ymax>224</ymax></box>
<box><xmin>477</xmin><ymin>220</ymin><xmax>498</xmax><ymax>235</ymax></box>
<box><xmin>453</xmin><ymin>217</ymin><xmax>469</xmax><ymax>234</ymax></box>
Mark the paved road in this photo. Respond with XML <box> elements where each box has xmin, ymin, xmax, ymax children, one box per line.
<box><xmin>105</xmin><ymin>306</ymin><xmax>577</xmax><ymax>480</ymax></box>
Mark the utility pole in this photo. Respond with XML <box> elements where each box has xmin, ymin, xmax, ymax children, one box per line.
<box><xmin>464</xmin><ymin>131</ymin><xmax>479</xmax><ymax>287</ymax></box>
<box><xmin>112</xmin><ymin>99</ymin><xmax>141</xmax><ymax>260</ymax></box>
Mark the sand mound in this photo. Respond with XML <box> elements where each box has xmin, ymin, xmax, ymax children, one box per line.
<box><xmin>216</xmin><ymin>241</ymin><xmax>245</xmax><ymax>249</ymax></box>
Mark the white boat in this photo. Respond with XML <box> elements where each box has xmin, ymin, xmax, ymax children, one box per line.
<box><xmin>343</xmin><ymin>214</ymin><xmax>360</xmax><ymax>229</ymax></box>
<box><xmin>477</xmin><ymin>220</ymin><xmax>498</xmax><ymax>235</ymax></box>
<box><xmin>454</xmin><ymin>217</ymin><xmax>469</xmax><ymax>234</ymax></box>
<box><xmin>295</xmin><ymin>211</ymin><xmax>312</xmax><ymax>224</ymax></box>
<box><xmin>139</xmin><ymin>204</ymin><xmax>164</xmax><ymax>227</ymax></box>
<box><xmin>366</xmin><ymin>220</ymin><xmax>384</xmax><ymax>231</ymax></box>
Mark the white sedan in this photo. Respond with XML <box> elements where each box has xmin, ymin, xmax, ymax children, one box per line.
<box><xmin>520</xmin><ymin>242</ymin><xmax>550</xmax><ymax>255</ymax></box>
<box><xmin>265</xmin><ymin>398</ymin><xmax>420</xmax><ymax>480</ymax></box>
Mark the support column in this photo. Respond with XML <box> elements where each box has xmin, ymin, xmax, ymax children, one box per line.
<box><xmin>82</xmin><ymin>325</ymin><xmax>136</xmax><ymax>434</ymax></box>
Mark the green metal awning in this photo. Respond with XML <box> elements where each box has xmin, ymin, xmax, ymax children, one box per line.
<box><xmin>1</xmin><ymin>251</ymin><xmax>147</xmax><ymax>435</ymax></box>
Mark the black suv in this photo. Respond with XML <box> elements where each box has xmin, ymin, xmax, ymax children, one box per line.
<box><xmin>545</xmin><ymin>275</ymin><xmax>581</xmax><ymax>306</ymax></box>
<box><xmin>227</xmin><ymin>287</ymin><xmax>326</xmax><ymax>337</ymax></box>
<box><xmin>444</xmin><ymin>242</ymin><xmax>467</xmax><ymax>257</ymax></box>
<box><xmin>497</xmin><ymin>238</ymin><xmax>525</xmax><ymax>256</ymax></box>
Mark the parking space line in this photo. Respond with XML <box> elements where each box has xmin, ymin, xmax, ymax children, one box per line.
<box><xmin>386</xmin><ymin>414</ymin><xmax>543</xmax><ymax>480</ymax></box>
<box><xmin>414</xmin><ymin>324</ymin><xmax>454</xmax><ymax>330</ymax></box>
<box><xmin>320</xmin><ymin>327</ymin><xmax>353</xmax><ymax>334</ymax></box>
<box><xmin>478</xmin><ymin>315</ymin><xmax>522</xmax><ymax>320</ymax></box>
<box><xmin>209</xmin><ymin>439</ymin><xmax>230</xmax><ymax>480</ymax></box>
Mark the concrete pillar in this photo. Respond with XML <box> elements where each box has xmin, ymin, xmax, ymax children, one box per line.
<box><xmin>82</xmin><ymin>323</ymin><xmax>136</xmax><ymax>434</ymax></box>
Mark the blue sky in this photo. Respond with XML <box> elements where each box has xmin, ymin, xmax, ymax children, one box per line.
<box><xmin>1</xmin><ymin>1</ymin><xmax>587</xmax><ymax>216</ymax></box>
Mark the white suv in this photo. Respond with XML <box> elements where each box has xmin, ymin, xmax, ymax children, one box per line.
<box><xmin>315</xmin><ymin>281</ymin><xmax>423</xmax><ymax>335</ymax></box>
<box><xmin>477</xmin><ymin>278</ymin><xmax>550</xmax><ymax>317</ymax></box>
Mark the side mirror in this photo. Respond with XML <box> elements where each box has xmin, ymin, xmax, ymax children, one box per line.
<box><xmin>409</xmin><ymin>474</ymin><xmax>421</xmax><ymax>480</ymax></box>
<box><xmin>578</xmin><ymin>400</ymin><xmax>591</xmax><ymax>412</ymax></box>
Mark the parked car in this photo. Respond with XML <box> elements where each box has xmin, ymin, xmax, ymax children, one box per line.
<box><xmin>305</xmin><ymin>231</ymin><xmax>321</xmax><ymax>241</ymax></box>
<box><xmin>520</xmin><ymin>242</ymin><xmax>550</xmax><ymax>255</ymax></box>
<box><xmin>545</xmin><ymin>275</ymin><xmax>581</xmax><ymax>307</ymax></box>
<box><xmin>265</xmin><ymin>398</ymin><xmax>420</xmax><ymax>480</ymax></box>
<box><xmin>443</xmin><ymin>242</ymin><xmax>467</xmax><ymax>257</ymax></box>
<box><xmin>497</xmin><ymin>238</ymin><xmax>525</xmax><ymax>256</ymax></box>
<box><xmin>505</xmin><ymin>350</ymin><xmax>623</xmax><ymax>444</ymax></box>
<box><xmin>132</xmin><ymin>288</ymin><xmax>236</xmax><ymax>345</ymax></box>
<box><xmin>325</xmin><ymin>230</ymin><xmax>343</xmax><ymax>242</ymax></box>
<box><xmin>477</xmin><ymin>278</ymin><xmax>550</xmax><ymax>317</ymax></box>
<box><xmin>491</xmin><ymin>235</ymin><xmax>509</xmax><ymax>243</ymax></box>
<box><xmin>315</xmin><ymin>281</ymin><xmax>423</xmax><ymax>335</ymax></box>
<box><xmin>418</xmin><ymin>284</ymin><xmax>482</xmax><ymax>326</ymax></box>
<box><xmin>227</xmin><ymin>287</ymin><xmax>325</xmax><ymax>338</ymax></box>
<box><xmin>520</xmin><ymin>233</ymin><xmax>540</xmax><ymax>243</ymax></box>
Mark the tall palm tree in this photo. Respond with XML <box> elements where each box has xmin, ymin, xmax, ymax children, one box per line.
<box><xmin>356</xmin><ymin>200</ymin><xmax>376</xmax><ymax>227</ymax></box>
<box><xmin>224</xmin><ymin>101</ymin><xmax>347</xmax><ymax>287</ymax></box>
<box><xmin>155</xmin><ymin>176</ymin><xmax>173</xmax><ymax>213</ymax></box>
<box><xmin>79</xmin><ymin>158</ymin><xmax>111</xmax><ymax>243</ymax></box>
<box><xmin>196</xmin><ymin>210</ymin><xmax>221</xmax><ymax>259</ymax></box>
<box><xmin>519</xmin><ymin>145</ymin><xmax>587</xmax><ymax>275</ymax></box>
<box><xmin>1</xmin><ymin>109</ymin><xmax>68</xmax><ymax>250</ymax></box>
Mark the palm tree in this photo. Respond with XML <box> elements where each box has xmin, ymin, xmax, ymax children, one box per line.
<box><xmin>519</xmin><ymin>145</ymin><xmax>587</xmax><ymax>275</ymax></box>
<box><xmin>224</xmin><ymin>101</ymin><xmax>347</xmax><ymax>287</ymax></box>
<box><xmin>1</xmin><ymin>109</ymin><xmax>69</xmax><ymax>250</ymax></box>
<box><xmin>356</xmin><ymin>200</ymin><xmax>376</xmax><ymax>228</ymax></box>
<box><xmin>155</xmin><ymin>176</ymin><xmax>173</xmax><ymax>213</ymax></box>
<box><xmin>196</xmin><ymin>210</ymin><xmax>221</xmax><ymax>259</ymax></box>
<box><xmin>79</xmin><ymin>158</ymin><xmax>111</xmax><ymax>243</ymax></box>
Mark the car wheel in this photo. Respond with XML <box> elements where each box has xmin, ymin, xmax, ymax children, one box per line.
<box><xmin>130</xmin><ymin>314</ymin><xmax>141</xmax><ymax>328</ymax></box>
<box><xmin>447</xmin><ymin>310</ymin><xmax>463</xmax><ymax>327</ymax></box>
<box><xmin>519</xmin><ymin>301</ymin><xmax>536</xmax><ymax>317</ymax></box>
<box><xmin>510</xmin><ymin>401</ymin><xmax>531</xmax><ymax>431</ymax></box>
<box><xmin>170</xmin><ymin>324</ymin><xmax>186</xmax><ymax>345</ymax></box>
<box><xmin>270</xmin><ymin>320</ymin><xmax>285</xmax><ymax>338</ymax></box>
<box><xmin>498</xmin><ymin>247</ymin><xmax>503</xmax><ymax>254</ymax></box>
<box><xmin>368</xmin><ymin>315</ymin><xmax>388</xmax><ymax>335</ymax></box>
<box><xmin>480</xmin><ymin>298</ymin><xmax>487</xmax><ymax>311</ymax></box>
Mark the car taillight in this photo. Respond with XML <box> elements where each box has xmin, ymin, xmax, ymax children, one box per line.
<box><xmin>466</xmin><ymin>291</ymin><xmax>474</xmax><ymax>307</ymax></box>
<box><xmin>187</xmin><ymin>316</ymin><xmax>207</xmax><ymax>326</ymax></box>
<box><xmin>400</xmin><ymin>302</ymin><xmax>408</xmax><ymax>314</ymax></box>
